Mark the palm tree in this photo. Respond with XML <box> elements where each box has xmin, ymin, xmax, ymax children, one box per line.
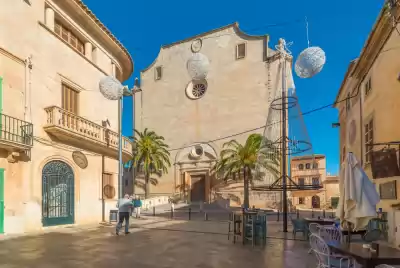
<box><xmin>212</xmin><ymin>133</ymin><xmax>280</xmax><ymax>208</ymax></box>
<box><xmin>131</xmin><ymin>128</ymin><xmax>171</xmax><ymax>199</ymax></box>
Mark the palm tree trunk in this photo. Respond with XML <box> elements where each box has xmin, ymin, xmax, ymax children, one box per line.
<box><xmin>144</xmin><ymin>172</ymin><xmax>150</xmax><ymax>199</ymax></box>
<box><xmin>243</xmin><ymin>166</ymin><xmax>250</xmax><ymax>208</ymax></box>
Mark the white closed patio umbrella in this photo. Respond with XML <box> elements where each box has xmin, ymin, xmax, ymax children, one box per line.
<box><xmin>336</xmin><ymin>152</ymin><xmax>380</xmax><ymax>231</ymax></box>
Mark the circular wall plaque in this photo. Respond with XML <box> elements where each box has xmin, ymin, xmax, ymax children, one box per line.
<box><xmin>72</xmin><ymin>151</ymin><xmax>88</xmax><ymax>169</ymax></box>
<box><xmin>348</xmin><ymin>120</ymin><xmax>356</xmax><ymax>145</ymax></box>
<box><xmin>191</xmin><ymin>39</ymin><xmax>202</xmax><ymax>53</ymax></box>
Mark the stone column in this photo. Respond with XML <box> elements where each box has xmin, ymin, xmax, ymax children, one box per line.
<box><xmin>45</xmin><ymin>7</ymin><xmax>55</xmax><ymax>30</ymax></box>
<box><xmin>84</xmin><ymin>42</ymin><xmax>92</xmax><ymax>60</ymax></box>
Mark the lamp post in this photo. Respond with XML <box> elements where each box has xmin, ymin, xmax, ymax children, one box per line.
<box><xmin>130</xmin><ymin>78</ymin><xmax>142</xmax><ymax>195</ymax></box>
<box><xmin>99</xmin><ymin>76</ymin><xmax>129</xmax><ymax>198</ymax></box>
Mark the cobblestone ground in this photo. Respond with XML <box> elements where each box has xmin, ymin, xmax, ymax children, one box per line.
<box><xmin>0</xmin><ymin>218</ymin><xmax>317</xmax><ymax>268</ymax></box>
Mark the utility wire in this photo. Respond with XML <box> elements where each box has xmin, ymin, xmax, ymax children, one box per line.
<box><xmin>166</xmin><ymin>88</ymin><xmax>359</xmax><ymax>152</ymax></box>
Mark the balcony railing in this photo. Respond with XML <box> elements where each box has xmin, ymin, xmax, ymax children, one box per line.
<box><xmin>0</xmin><ymin>113</ymin><xmax>33</xmax><ymax>148</ymax></box>
<box><xmin>291</xmin><ymin>168</ymin><xmax>322</xmax><ymax>177</ymax></box>
<box><xmin>44</xmin><ymin>106</ymin><xmax>132</xmax><ymax>156</ymax></box>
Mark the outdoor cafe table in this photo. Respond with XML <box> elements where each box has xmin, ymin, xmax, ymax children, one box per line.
<box><xmin>304</xmin><ymin>218</ymin><xmax>336</xmax><ymax>226</ymax></box>
<box><xmin>327</xmin><ymin>241</ymin><xmax>400</xmax><ymax>268</ymax></box>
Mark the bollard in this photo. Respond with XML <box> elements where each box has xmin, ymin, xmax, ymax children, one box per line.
<box><xmin>189</xmin><ymin>208</ymin><xmax>191</xmax><ymax>220</ymax></box>
<box><xmin>171</xmin><ymin>209</ymin><xmax>174</xmax><ymax>219</ymax></box>
<box><xmin>323</xmin><ymin>210</ymin><xmax>326</xmax><ymax>218</ymax></box>
<box><xmin>311</xmin><ymin>209</ymin><xmax>314</xmax><ymax>218</ymax></box>
<box><xmin>153</xmin><ymin>206</ymin><xmax>156</xmax><ymax>216</ymax></box>
<box><xmin>277</xmin><ymin>211</ymin><xmax>280</xmax><ymax>222</ymax></box>
<box><xmin>296</xmin><ymin>209</ymin><xmax>299</xmax><ymax>219</ymax></box>
<box><xmin>204</xmin><ymin>212</ymin><xmax>208</xmax><ymax>221</ymax></box>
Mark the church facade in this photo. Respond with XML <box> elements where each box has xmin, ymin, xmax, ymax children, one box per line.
<box><xmin>135</xmin><ymin>23</ymin><xmax>283</xmax><ymax>208</ymax></box>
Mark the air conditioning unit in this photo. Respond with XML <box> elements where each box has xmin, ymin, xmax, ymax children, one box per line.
<box><xmin>190</xmin><ymin>145</ymin><xmax>204</xmax><ymax>159</ymax></box>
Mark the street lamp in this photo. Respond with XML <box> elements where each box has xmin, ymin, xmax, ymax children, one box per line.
<box><xmin>99</xmin><ymin>76</ymin><xmax>128</xmax><ymax>199</ymax></box>
<box><xmin>129</xmin><ymin>78</ymin><xmax>142</xmax><ymax>195</ymax></box>
<box><xmin>186</xmin><ymin>53</ymin><xmax>210</xmax><ymax>81</ymax></box>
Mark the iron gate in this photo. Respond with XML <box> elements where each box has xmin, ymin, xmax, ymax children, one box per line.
<box><xmin>42</xmin><ymin>160</ymin><xmax>74</xmax><ymax>226</ymax></box>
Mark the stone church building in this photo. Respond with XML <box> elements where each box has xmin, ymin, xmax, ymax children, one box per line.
<box><xmin>134</xmin><ymin>22</ymin><xmax>284</xmax><ymax>208</ymax></box>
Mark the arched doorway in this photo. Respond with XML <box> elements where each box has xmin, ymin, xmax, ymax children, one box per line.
<box><xmin>312</xmin><ymin>195</ymin><xmax>320</xmax><ymax>209</ymax></box>
<box><xmin>42</xmin><ymin>160</ymin><xmax>75</xmax><ymax>226</ymax></box>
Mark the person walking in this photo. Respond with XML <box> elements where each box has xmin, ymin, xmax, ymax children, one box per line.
<box><xmin>134</xmin><ymin>196</ymin><xmax>142</xmax><ymax>218</ymax></box>
<box><xmin>130</xmin><ymin>195</ymin><xmax>135</xmax><ymax>217</ymax></box>
<box><xmin>116</xmin><ymin>194</ymin><xmax>132</xmax><ymax>235</ymax></box>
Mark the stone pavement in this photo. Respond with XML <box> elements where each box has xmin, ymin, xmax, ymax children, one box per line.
<box><xmin>0</xmin><ymin>217</ymin><xmax>316</xmax><ymax>268</ymax></box>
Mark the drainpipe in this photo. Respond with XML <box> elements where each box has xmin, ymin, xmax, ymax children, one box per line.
<box><xmin>101</xmin><ymin>154</ymin><xmax>105</xmax><ymax>222</ymax></box>
<box><xmin>101</xmin><ymin>120</ymin><xmax>110</xmax><ymax>222</ymax></box>
<box><xmin>24</xmin><ymin>56</ymin><xmax>33</xmax><ymax>122</ymax></box>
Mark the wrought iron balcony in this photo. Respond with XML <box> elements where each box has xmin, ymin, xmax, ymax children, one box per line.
<box><xmin>291</xmin><ymin>168</ymin><xmax>322</xmax><ymax>177</ymax></box>
<box><xmin>43</xmin><ymin>106</ymin><xmax>132</xmax><ymax>161</ymax></box>
<box><xmin>0</xmin><ymin>113</ymin><xmax>33</xmax><ymax>151</ymax></box>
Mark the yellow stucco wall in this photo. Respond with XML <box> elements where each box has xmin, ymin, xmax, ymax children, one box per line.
<box><xmin>0</xmin><ymin>0</ymin><xmax>132</xmax><ymax>234</ymax></box>
<box><xmin>336</xmin><ymin>19</ymin><xmax>400</xmax><ymax>213</ymax></box>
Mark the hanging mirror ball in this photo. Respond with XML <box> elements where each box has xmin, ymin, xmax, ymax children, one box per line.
<box><xmin>187</xmin><ymin>53</ymin><xmax>210</xmax><ymax>81</ymax></box>
<box><xmin>99</xmin><ymin>76</ymin><xmax>124</xmax><ymax>100</ymax></box>
<box><xmin>294</xmin><ymin>46</ymin><xmax>326</xmax><ymax>78</ymax></box>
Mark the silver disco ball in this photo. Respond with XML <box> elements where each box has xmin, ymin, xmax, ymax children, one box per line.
<box><xmin>187</xmin><ymin>53</ymin><xmax>210</xmax><ymax>81</ymax></box>
<box><xmin>294</xmin><ymin>46</ymin><xmax>326</xmax><ymax>78</ymax></box>
<box><xmin>99</xmin><ymin>76</ymin><xmax>124</xmax><ymax>100</ymax></box>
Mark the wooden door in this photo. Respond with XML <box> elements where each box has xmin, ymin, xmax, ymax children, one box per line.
<box><xmin>190</xmin><ymin>175</ymin><xmax>205</xmax><ymax>202</ymax></box>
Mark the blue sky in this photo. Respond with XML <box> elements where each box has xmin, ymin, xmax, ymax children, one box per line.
<box><xmin>83</xmin><ymin>0</ymin><xmax>383</xmax><ymax>174</ymax></box>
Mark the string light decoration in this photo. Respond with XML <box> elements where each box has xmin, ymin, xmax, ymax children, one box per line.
<box><xmin>99</xmin><ymin>76</ymin><xmax>124</xmax><ymax>100</ymax></box>
<box><xmin>295</xmin><ymin>46</ymin><xmax>326</xmax><ymax>78</ymax></box>
<box><xmin>294</xmin><ymin>17</ymin><xmax>326</xmax><ymax>78</ymax></box>
<box><xmin>186</xmin><ymin>53</ymin><xmax>210</xmax><ymax>81</ymax></box>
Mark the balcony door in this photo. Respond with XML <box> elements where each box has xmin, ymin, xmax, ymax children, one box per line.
<box><xmin>312</xmin><ymin>195</ymin><xmax>320</xmax><ymax>209</ymax></box>
<box><xmin>61</xmin><ymin>84</ymin><xmax>79</xmax><ymax>129</ymax></box>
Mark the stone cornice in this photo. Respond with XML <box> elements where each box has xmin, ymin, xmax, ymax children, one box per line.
<box><xmin>350</xmin><ymin>4</ymin><xmax>400</xmax><ymax>80</ymax></box>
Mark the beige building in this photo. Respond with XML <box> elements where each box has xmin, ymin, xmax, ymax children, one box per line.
<box><xmin>323</xmin><ymin>175</ymin><xmax>340</xmax><ymax>209</ymax></box>
<box><xmin>290</xmin><ymin>155</ymin><xmax>328</xmax><ymax>209</ymax></box>
<box><xmin>135</xmin><ymin>23</ymin><xmax>285</xmax><ymax>207</ymax></box>
<box><xmin>334</xmin><ymin>3</ymin><xmax>400</xmax><ymax>212</ymax></box>
<box><xmin>0</xmin><ymin>0</ymin><xmax>133</xmax><ymax>234</ymax></box>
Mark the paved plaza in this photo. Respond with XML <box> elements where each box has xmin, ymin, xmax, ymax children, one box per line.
<box><xmin>0</xmin><ymin>218</ymin><xmax>316</xmax><ymax>268</ymax></box>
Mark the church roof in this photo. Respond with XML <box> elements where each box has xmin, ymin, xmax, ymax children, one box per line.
<box><xmin>141</xmin><ymin>22</ymin><xmax>269</xmax><ymax>73</ymax></box>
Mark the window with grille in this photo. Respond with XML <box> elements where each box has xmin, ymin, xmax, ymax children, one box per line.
<box><xmin>61</xmin><ymin>84</ymin><xmax>79</xmax><ymax>114</ymax></box>
<box><xmin>298</xmin><ymin>164</ymin><xmax>304</xmax><ymax>170</ymax></box>
<box><xmin>103</xmin><ymin>173</ymin><xmax>115</xmax><ymax>199</ymax></box>
<box><xmin>364</xmin><ymin>119</ymin><xmax>374</xmax><ymax>163</ymax></box>
<box><xmin>305</xmin><ymin>163</ymin><xmax>311</xmax><ymax>169</ymax></box>
<box><xmin>365</xmin><ymin>77</ymin><xmax>372</xmax><ymax>97</ymax></box>
<box><xmin>236</xmin><ymin>43</ymin><xmax>246</xmax><ymax>59</ymax></box>
<box><xmin>298</xmin><ymin>197</ymin><xmax>305</xmax><ymax>204</ymax></box>
<box><xmin>312</xmin><ymin>177</ymin><xmax>320</xmax><ymax>186</ymax></box>
<box><xmin>312</xmin><ymin>162</ymin><xmax>319</xmax><ymax>169</ymax></box>
<box><xmin>54</xmin><ymin>21</ymin><xmax>85</xmax><ymax>55</ymax></box>
<box><xmin>155</xmin><ymin>66</ymin><xmax>162</xmax><ymax>80</ymax></box>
